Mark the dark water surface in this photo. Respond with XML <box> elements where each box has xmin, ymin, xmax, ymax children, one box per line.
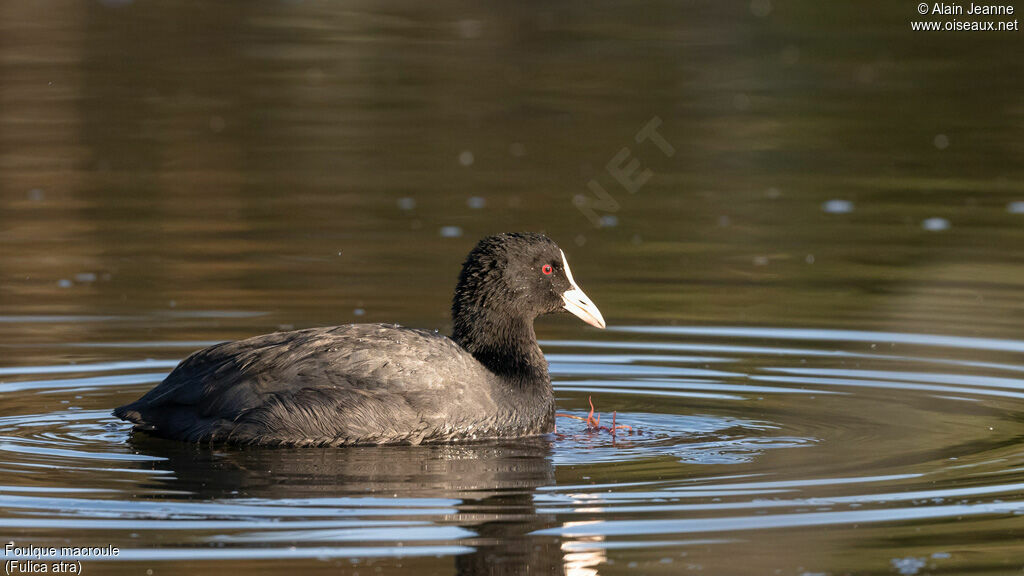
<box><xmin>2</xmin><ymin>1</ymin><xmax>1023</xmax><ymax>574</ymax></box>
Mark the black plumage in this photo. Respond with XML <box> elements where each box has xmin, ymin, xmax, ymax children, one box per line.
<box><xmin>114</xmin><ymin>232</ymin><xmax>605</xmax><ymax>446</ymax></box>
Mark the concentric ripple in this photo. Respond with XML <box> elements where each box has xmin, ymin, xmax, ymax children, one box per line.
<box><xmin>2</xmin><ymin>326</ymin><xmax>1023</xmax><ymax>574</ymax></box>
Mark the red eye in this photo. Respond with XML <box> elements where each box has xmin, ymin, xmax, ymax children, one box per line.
<box><xmin>542</xmin><ymin>264</ymin><xmax>553</xmax><ymax>275</ymax></box>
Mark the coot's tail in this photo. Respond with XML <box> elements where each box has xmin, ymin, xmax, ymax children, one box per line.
<box><xmin>113</xmin><ymin>402</ymin><xmax>155</xmax><ymax>430</ymax></box>
<box><xmin>115</xmin><ymin>400</ymin><xmax>225</xmax><ymax>441</ymax></box>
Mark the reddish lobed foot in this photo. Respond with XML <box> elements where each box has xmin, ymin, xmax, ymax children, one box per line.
<box><xmin>556</xmin><ymin>395</ymin><xmax>637</xmax><ymax>436</ymax></box>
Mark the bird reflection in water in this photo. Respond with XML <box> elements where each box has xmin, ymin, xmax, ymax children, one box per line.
<box><xmin>129</xmin><ymin>434</ymin><xmax>607</xmax><ymax>575</ymax></box>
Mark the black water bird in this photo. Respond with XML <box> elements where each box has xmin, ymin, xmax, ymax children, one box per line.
<box><xmin>114</xmin><ymin>233</ymin><xmax>605</xmax><ymax>446</ymax></box>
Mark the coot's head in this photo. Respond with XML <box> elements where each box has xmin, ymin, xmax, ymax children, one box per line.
<box><xmin>452</xmin><ymin>233</ymin><xmax>605</xmax><ymax>336</ymax></box>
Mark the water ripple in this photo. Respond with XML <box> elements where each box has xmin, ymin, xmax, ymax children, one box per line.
<box><xmin>1</xmin><ymin>326</ymin><xmax>1023</xmax><ymax>573</ymax></box>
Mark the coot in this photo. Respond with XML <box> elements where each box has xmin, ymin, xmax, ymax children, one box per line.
<box><xmin>114</xmin><ymin>233</ymin><xmax>605</xmax><ymax>446</ymax></box>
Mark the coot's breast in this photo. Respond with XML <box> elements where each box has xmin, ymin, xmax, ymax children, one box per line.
<box><xmin>115</xmin><ymin>324</ymin><xmax>544</xmax><ymax>446</ymax></box>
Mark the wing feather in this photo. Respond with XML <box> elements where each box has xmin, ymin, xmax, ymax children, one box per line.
<box><xmin>114</xmin><ymin>324</ymin><xmax>498</xmax><ymax>445</ymax></box>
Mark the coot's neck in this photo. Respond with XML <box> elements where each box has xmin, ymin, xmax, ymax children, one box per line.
<box><xmin>452</xmin><ymin>311</ymin><xmax>549</xmax><ymax>386</ymax></box>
